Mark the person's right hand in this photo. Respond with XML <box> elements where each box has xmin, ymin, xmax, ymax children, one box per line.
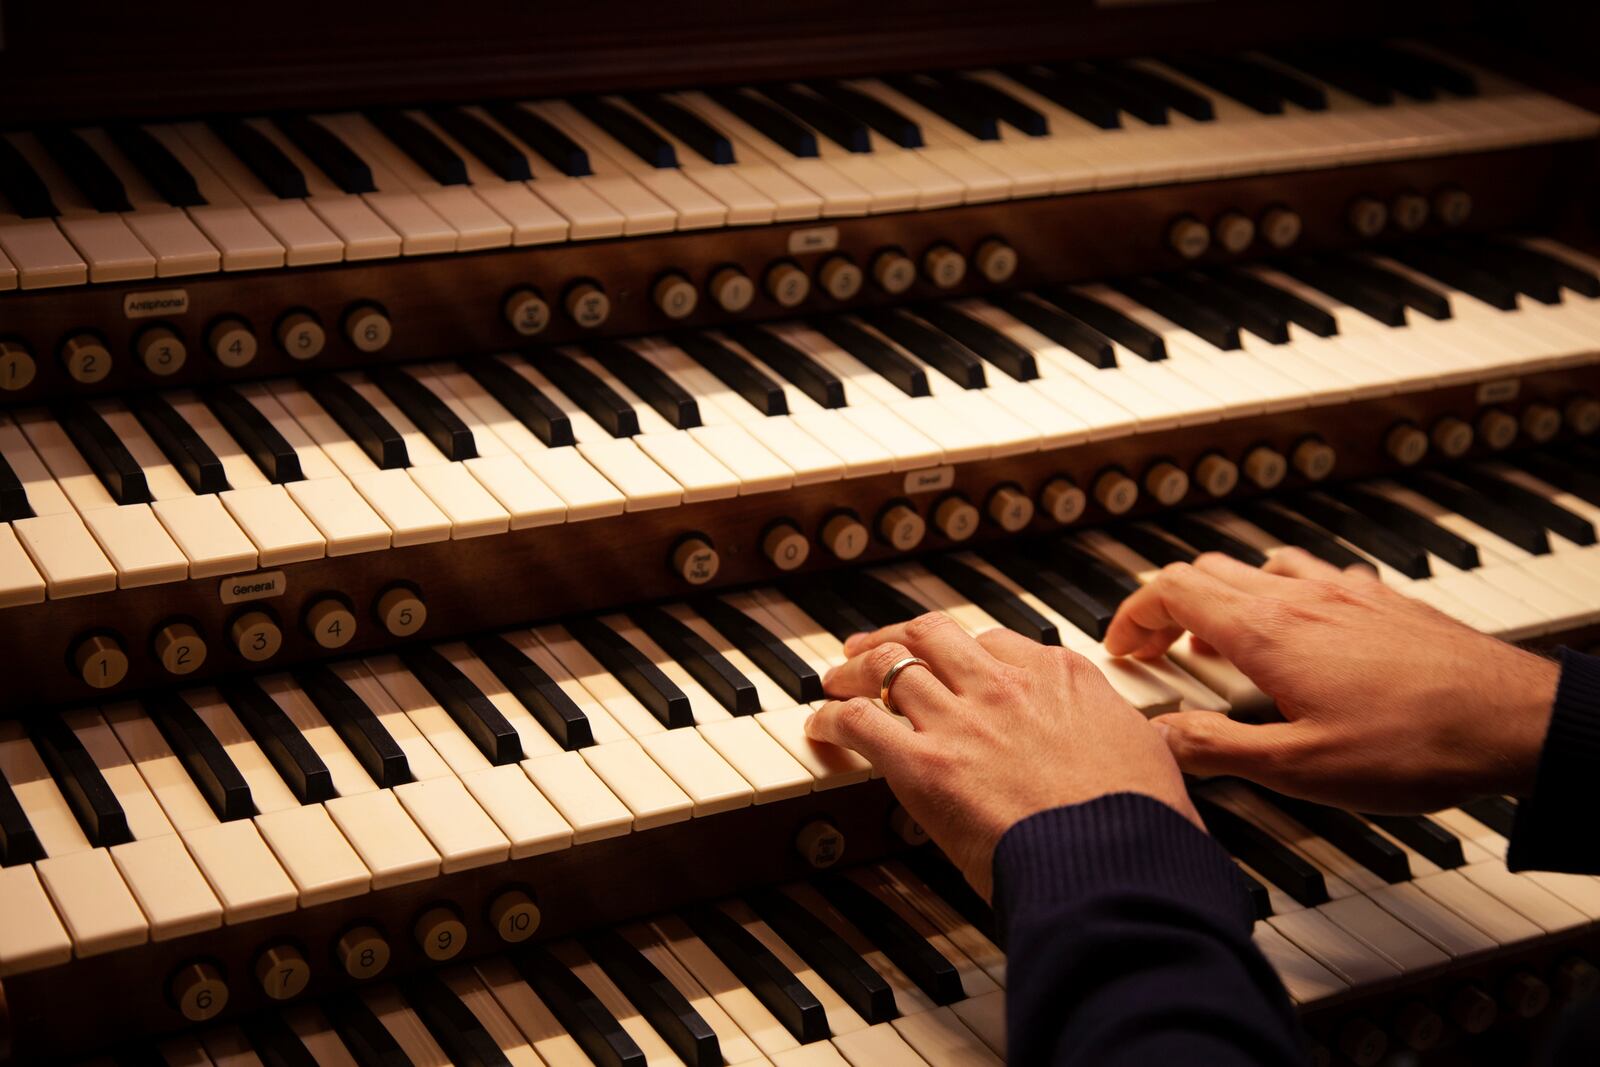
<box><xmin>1103</xmin><ymin>547</ymin><xmax>1560</xmax><ymax>813</ymax></box>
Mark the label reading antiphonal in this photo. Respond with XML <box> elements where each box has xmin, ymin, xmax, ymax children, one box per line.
<box><xmin>220</xmin><ymin>570</ymin><xmax>287</xmax><ymax>605</ymax></box>
<box><xmin>123</xmin><ymin>288</ymin><xmax>190</xmax><ymax>319</ymax></box>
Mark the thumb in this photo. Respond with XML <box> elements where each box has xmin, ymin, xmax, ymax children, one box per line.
<box><xmin>805</xmin><ymin>698</ymin><xmax>922</xmax><ymax>774</ymax></box>
<box><xmin>1153</xmin><ymin>711</ymin><xmax>1307</xmax><ymax>785</ymax></box>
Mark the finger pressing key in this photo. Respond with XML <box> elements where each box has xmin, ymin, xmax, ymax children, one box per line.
<box><xmin>822</xmin><ymin>641</ymin><xmax>953</xmax><ymax>726</ymax></box>
<box><xmin>837</xmin><ymin>612</ymin><xmax>989</xmax><ymax>692</ymax></box>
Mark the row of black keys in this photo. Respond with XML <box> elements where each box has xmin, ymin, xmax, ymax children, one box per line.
<box><xmin>0</xmin><ymin>43</ymin><xmax>1478</xmax><ymax>219</ymax></box>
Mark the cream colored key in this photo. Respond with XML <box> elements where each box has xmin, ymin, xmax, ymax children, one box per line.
<box><xmin>832</xmin><ymin>1023</ymin><xmax>931</xmax><ymax>1066</ymax></box>
<box><xmin>949</xmin><ymin>990</ymin><xmax>1007</xmax><ymax>1059</ymax></box>
<box><xmin>894</xmin><ymin>1006</ymin><xmax>1003</xmax><ymax>1067</ymax></box>
<box><xmin>617</xmin><ymin>921</ymin><xmax>767</xmax><ymax>1064</ymax></box>
<box><xmin>0</xmin><ymin>722</ymin><xmax>91</xmax><ymax>854</ymax></box>
<box><xmin>0</xmin><ymin>524</ymin><xmax>45</xmax><ymax>606</ymax></box>
<box><xmin>111</xmin><ymin>833</ymin><xmax>224</xmax><ymax>941</ymax></box>
<box><xmin>1412</xmin><ymin>869</ymin><xmax>1543</xmax><ymax>946</ymax></box>
<box><xmin>1316</xmin><ymin>893</ymin><xmax>1449</xmax><ymax>975</ymax></box>
<box><xmin>1523</xmin><ymin>869</ymin><xmax>1600</xmax><ymax>919</ymax></box>
<box><xmin>724</xmin><ymin>896</ymin><xmax>873</xmax><ymax>1035</ymax></box>
<box><xmin>855</xmin><ymin>868</ymin><xmax>999</xmax><ymax>999</ymax></box>
<box><xmin>0</xmin><ymin>865</ymin><xmax>73</xmax><ymax>975</ymax></box>
<box><xmin>365</xmin><ymin>985</ymin><xmax>456</xmax><ymax>1063</ymax></box>
<box><xmin>333</xmin><ymin>660</ymin><xmax>458</xmax><ymax>780</ymax></box>
<box><xmin>462</xmin><ymin>764</ymin><xmax>574</xmax><ymax>858</ymax></box>
<box><xmin>581</xmin><ymin>738</ymin><xmax>694</xmax><ymax>830</ymax></box>
<box><xmin>35</xmin><ymin>848</ymin><xmax>148</xmax><ymax>956</ymax></box>
<box><xmin>653</xmin><ymin>914</ymin><xmax>803</xmax><ymax>1058</ymax></box>
<box><xmin>1268</xmin><ymin>907</ymin><xmax>1400</xmax><ymax>987</ymax></box>
<box><xmin>638</xmin><ymin>728</ymin><xmax>753</xmax><ymax>816</ymax></box>
<box><xmin>323</xmin><ymin>788</ymin><xmax>440</xmax><ymax>890</ymax></box>
<box><xmin>755</xmin><ymin>705</ymin><xmax>872</xmax><ymax>788</ymax></box>
<box><xmin>435</xmin><ymin>967</ymin><xmax>548</xmax><ymax>1066</ymax></box>
<box><xmin>1460</xmin><ymin>862</ymin><xmax>1587</xmax><ymax>933</ymax></box>
<box><xmin>476</xmin><ymin>955</ymin><xmax>599</xmax><ymax>1066</ymax></box>
<box><xmin>254</xmin><ymin>803</ymin><xmax>371</xmax><ymax>906</ymax></box>
<box><xmin>394</xmin><ymin>775</ymin><xmax>510</xmax><ymax>872</ymax></box>
<box><xmin>202</xmin><ymin>1025</ymin><xmax>271</xmax><ymax>1067</ymax></box>
<box><xmin>519</xmin><ymin>750</ymin><xmax>633</xmax><ymax>844</ymax></box>
<box><xmin>81</xmin><ymin>505</ymin><xmax>191</xmax><ymax>586</ymax></box>
<box><xmin>182</xmin><ymin>688</ymin><xmax>299</xmax><ymax>812</ymax></box>
<box><xmin>150</xmin><ymin>495</ymin><xmax>259</xmax><ymax>577</ymax></box>
<box><xmin>880</xmin><ymin>861</ymin><xmax>1006</xmax><ymax>987</ymax></box>
<box><xmin>214</xmin><ymin>482</ymin><xmax>324</xmax><ymax>565</ymax></box>
<box><xmin>785</xmin><ymin>882</ymin><xmax>939</xmax><ymax>1016</ymax></box>
<box><xmin>282</xmin><ymin>1004</ymin><xmax>362</xmax><ymax>1067</ymax></box>
<box><xmin>283</xmin><ymin>477</ymin><xmax>394</xmax><ymax>554</ymax></box>
<box><xmin>776</xmin><ymin>1046</ymin><xmax>851</xmax><ymax>1067</ymax></box>
<box><xmin>11</xmin><ymin>511</ymin><xmax>116</xmax><ymax>596</ymax></box>
<box><xmin>698</xmin><ymin>718</ymin><xmax>814</xmax><ymax>804</ymax></box>
<box><xmin>1364</xmin><ymin>881</ymin><xmax>1497</xmax><ymax>959</ymax></box>
<box><xmin>533</xmin><ymin>624</ymin><xmax>668</xmax><ymax>738</ymax></box>
<box><xmin>550</xmin><ymin>939</ymin><xmax>691</xmax><ymax>1063</ymax></box>
<box><xmin>578</xmin><ymin>437</ymin><xmax>684</xmax><ymax>511</ymax></box>
<box><xmin>1253</xmin><ymin>920</ymin><xmax>1346</xmax><ymax>1005</ymax></box>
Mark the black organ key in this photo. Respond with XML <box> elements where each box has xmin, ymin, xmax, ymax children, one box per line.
<box><xmin>920</xmin><ymin>555</ymin><xmax>1060</xmax><ymax>645</ymax></box>
<box><xmin>484</xmin><ymin>103</ymin><xmax>592</xmax><ymax>177</ymax></box>
<box><xmin>1330</xmin><ymin>485</ymin><xmax>1480</xmax><ymax>570</ymax></box>
<box><xmin>305</xmin><ymin>375</ymin><xmax>409</xmax><ymax>469</ymax></box>
<box><xmin>403</xmin><ymin>972</ymin><xmax>513</xmax><ymax>1067</ymax></box>
<box><xmin>568</xmin><ymin>617</ymin><xmax>694</xmax><ymax>729</ymax></box>
<box><xmin>326</xmin><ymin>992</ymin><xmax>415</xmax><ymax>1067</ymax></box>
<box><xmin>571</xmin><ymin>96</ymin><xmax>678</xmax><ymax>168</ymax></box>
<box><xmin>1512</xmin><ymin>450</ymin><xmax>1600</xmax><ymax>509</ymax></box>
<box><xmin>1055</xmin><ymin>60</ymin><xmax>1166</xmax><ymax>124</ymax></box>
<box><xmin>1362</xmin><ymin>813</ymin><xmax>1465</xmax><ymax>870</ymax></box>
<box><xmin>748</xmin><ymin>887</ymin><xmax>898</xmax><ymax>1024</ymax></box>
<box><xmin>724</xmin><ymin>324</ymin><xmax>846</xmax><ymax>409</ymax></box>
<box><xmin>530</xmin><ymin>351</ymin><xmax>639</xmax><ymax>438</ymax></box>
<box><xmin>1267</xmin><ymin>46</ymin><xmax>1395</xmax><ymax>106</ymax></box>
<box><xmin>106</xmin><ymin>123</ymin><xmax>205</xmax><ymax>206</ymax></box>
<box><xmin>587</xmin><ymin>340</ymin><xmax>700</xmax><ymax>429</ymax></box>
<box><xmin>221</xmin><ymin>677</ymin><xmax>336</xmax><ymax>804</ymax></box>
<box><xmin>858</xmin><ymin>308</ymin><xmax>986</xmax><ymax>389</ymax></box>
<box><xmin>884</xmin><ymin>74</ymin><xmax>997</xmax><ymax>141</ymax></box>
<box><xmin>0</xmin><ymin>766</ymin><xmax>43</xmax><ymax>866</ymax></box>
<box><xmin>902</xmin><ymin>849</ymin><xmax>999</xmax><ymax>942</ymax></box>
<box><xmin>684</xmin><ymin>905</ymin><xmax>830</xmax><ymax>1043</ymax></box>
<box><xmin>424</xmin><ymin>107</ymin><xmax>531</xmax><ymax>181</ymax></box>
<box><xmin>1275</xmin><ymin>259</ymin><xmax>1407</xmax><ymax>327</ymax></box>
<box><xmin>818</xmin><ymin>875</ymin><xmax>964</xmax><ymax>1006</ymax></box>
<box><xmin>693</xmin><ymin>596</ymin><xmax>824</xmax><ymax>703</ymax></box>
<box><xmin>1382</xmin><ymin>246</ymin><xmax>1517</xmax><ymax>311</ymax></box>
<box><xmin>1460</xmin><ymin>796</ymin><xmax>1518</xmax><ymax>838</ymax></box>
<box><xmin>632</xmin><ymin>605</ymin><xmax>759</xmax><ymax>716</ymax></box>
<box><xmin>1093</xmin><ymin>60</ymin><xmax>1214</xmax><ymax>120</ymax></box>
<box><xmin>241</xmin><ymin>1011</ymin><xmax>321</xmax><ymax>1067</ymax></box>
<box><xmin>1324</xmin><ymin>256</ymin><xmax>1452</xmax><ymax>321</ymax></box>
<box><xmin>111</xmin><ymin>1048</ymin><xmax>173</xmax><ymax>1067</ymax></box>
<box><xmin>806</xmin><ymin>81</ymin><xmax>924</xmax><ymax>148</ymax></box>
<box><xmin>0</xmin><ymin>447</ymin><xmax>35</xmax><ymax>522</ymax></box>
<box><xmin>1156</xmin><ymin>513</ymin><xmax>1270</xmax><ymax>567</ymax></box>
<box><xmin>128</xmin><ymin>392</ymin><xmax>230</xmax><ymax>495</ymax></box>
<box><xmin>1191</xmin><ymin>795</ymin><xmax>1329</xmax><ymax>907</ymax></box>
<box><xmin>1214</xmin><ymin>269</ymin><xmax>1339</xmax><ymax>337</ymax></box>
<box><xmin>982</xmin><ymin>546</ymin><xmax>1115</xmax><ymax>641</ymax></box>
<box><xmin>941</xmin><ymin>74</ymin><xmax>1049</xmax><ymax>135</ymax></box>
<box><xmin>364</xmin><ymin>108</ymin><xmax>468</xmax><ymax>185</ymax></box>
<box><xmin>468</xmin><ymin>633</ymin><xmax>593</xmax><ymax>749</ymax></box>
<box><xmin>58</xmin><ymin>401</ymin><xmax>152</xmax><ymax>505</ymax></box>
<box><xmin>1038</xmin><ymin>286</ymin><xmax>1168</xmax><ymax>361</ymax></box>
<box><xmin>31</xmin><ymin>716</ymin><xmax>132</xmax><ymax>847</ymax></box>
<box><xmin>1007</xmin><ymin>66</ymin><xmax>1121</xmax><ymax>129</ymax></box>
<box><xmin>1161</xmin><ymin>272</ymin><xmax>1290</xmax><ymax>344</ymax></box>
<box><xmin>840</xmin><ymin>571</ymin><xmax>928</xmax><ymax>628</ymax></box>
<box><xmin>584</xmin><ymin>928</ymin><xmax>722</xmax><ymax>1066</ymax></box>
<box><xmin>1250</xmin><ymin>787</ymin><xmax>1410</xmax><ymax>884</ymax></box>
<box><xmin>208</xmin><ymin>118</ymin><xmax>309</xmax><ymax>198</ymax></box>
<box><xmin>757</xmin><ymin>84</ymin><xmax>872</xmax><ymax>152</ymax></box>
<box><xmin>0</xmin><ymin>135</ymin><xmax>59</xmax><ymax>217</ymax></box>
<box><xmin>1161</xmin><ymin>55</ymin><xmax>1287</xmax><ymax>114</ymax></box>
<box><xmin>1239</xmin><ymin>868</ymin><xmax>1274</xmax><ymax>920</ymax></box>
<box><xmin>1288</xmin><ymin>491</ymin><xmax>1432</xmax><ymax>578</ymax></box>
<box><xmin>38</xmin><ymin>127</ymin><xmax>132</xmax><ymax>212</ymax></box>
<box><xmin>673</xmin><ymin>334</ymin><xmax>788</xmax><ymax>416</ymax></box>
<box><xmin>512</xmin><ymin>946</ymin><xmax>647</xmax><ymax>1067</ymax></box>
<box><xmin>993</xmin><ymin>293</ymin><xmax>1116</xmax><ymax>369</ymax></box>
<box><xmin>1229</xmin><ymin>54</ymin><xmax>1327</xmax><ymax>110</ymax></box>
<box><xmin>273</xmin><ymin>114</ymin><xmax>376</xmax><ymax>193</ymax></box>
<box><xmin>1366</xmin><ymin>44</ymin><xmax>1477</xmax><ymax>98</ymax></box>
<box><xmin>147</xmin><ymin>693</ymin><xmax>256</xmax><ymax>822</ymax></box>
<box><xmin>203</xmin><ymin>387</ymin><xmax>304</xmax><ymax>483</ymax></box>
<box><xmin>1032</xmin><ymin>538</ymin><xmax>1142</xmax><ymax>605</ymax></box>
<box><xmin>1444</xmin><ymin>240</ymin><xmax>1562</xmax><ymax>305</ymax></box>
<box><xmin>781</xmin><ymin>582</ymin><xmax>879</xmax><ymax>644</ymax></box>
<box><xmin>1487</xmin><ymin>238</ymin><xmax>1600</xmax><ymax>298</ymax></box>
<box><xmin>625</xmin><ymin>95</ymin><xmax>735</xmax><ymax>164</ymax></box>
<box><xmin>707</xmin><ymin>88</ymin><xmax>818</xmax><ymax>157</ymax></box>
<box><xmin>1110</xmin><ymin>276</ymin><xmax>1240</xmax><ymax>350</ymax></box>
<box><xmin>369</xmin><ymin>367</ymin><xmax>477</xmax><ymax>461</ymax></box>
<box><xmin>1453</xmin><ymin>466</ymin><xmax>1596</xmax><ymax>546</ymax></box>
<box><xmin>465</xmin><ymin>358</ymin><xmax>574</xmax><ymax>447</ymax></box>
<box><xmin>1400</xmin><ymin>470</ymin><xmax>1551</xmax><ymax>555</ymax></box>
<box><xmin>400</xmin><ymin>647</ymin><xmax>524</xmax><ymax>765</ymax></box>
<box><xmin>806</xmin><ymin>317</ymin><xmax>929</xmax><ymax>397</ymax></box>
<box><xmin>297</xmin><ymin>665</ymin><xmax>412</xmax><ymax>788</ymax></box>
<box><xmin>1111</xmin><ymin>522</ymin><xmax>1196</xmax><ymax>567</ymax></box>
<box><xmin>912</xmin><ymin>303</ymin><xmax>1039</xmax><ymax>381</ymax></box>
<box><xmin>1235</xmin><ymin>502</ymin><xmax>1376</xmax><ymax>573</ymax></box>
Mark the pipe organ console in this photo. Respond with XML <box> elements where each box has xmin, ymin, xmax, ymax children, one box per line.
<box><xmin>1</xmin><ymin>1</ymin><xmax>1599</xmax><ymax>1063</ymax></box>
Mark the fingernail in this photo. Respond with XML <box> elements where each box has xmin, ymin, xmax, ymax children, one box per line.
<box><xmin>843</xmin><ymin>633</ymin><xmax>868</xmax><ymax>654</ymax></box>
<box><xmin>1152</xmin><ymin>721</ymin><xmax>1171</xmax><ymax>742</ymax></box>
<box><xmin>802</xmin><ymin>710</ymin><xmax>820</xmax><ymax>738</ymax></box>
<box><xmin>822</xmin><ymin>665</ymin><xmax>839</xmax><ymax>687</ymax></box>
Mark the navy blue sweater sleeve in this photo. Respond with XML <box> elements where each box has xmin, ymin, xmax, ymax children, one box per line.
<box><xmin>993</xmin><ymin>791</ymin><xmax>1304</xmax><ymax>1066</ymax></box>
<box><xmin>1509</xmin><ymin>647</ymin><xmax>1600</xmax><ymax>874</ymax></box>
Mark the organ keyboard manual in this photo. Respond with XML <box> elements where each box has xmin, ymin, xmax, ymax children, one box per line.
<box><xmin>1</xmin><ymin>0</ymin><xmax>1599</xmax><ymax>1063</ymax></box>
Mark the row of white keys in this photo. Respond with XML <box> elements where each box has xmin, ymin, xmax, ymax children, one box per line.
<box><xmin>0</xmin><ymin>188</ymin><xmax>87</xmax><ymax>288</ymax></box>
<box><xmin>458</xmin><ymin>104</ymin><xmax>630</xmax><ymax>239</ymax></box>
<box><xmin>2</xmin><ymin>132</ymin><xmax>157</xmax><ymax>282</ymax></box>
<box><xmin>511</xmin><ymin>102</ymin><xmax>677</xmax><ymax>234</ymax></box>
<box><xmin>71</xmin><ymin>126</ymin><xmax>223</xmax><ymax>276</ymax></box>
<box><xmin>133</xmin><ymin>125</ymin><xmax>288</xmax><ymax>271</ymax></box>
<box><xmin>1430</xmin><ymin>806</ymin><xmax>1600</xmax><ymax>928</ymax></box>
<box><xmin>0</xmin><ymin>412</ymin><xmax>108</xmax><ymax>599</ymax></box>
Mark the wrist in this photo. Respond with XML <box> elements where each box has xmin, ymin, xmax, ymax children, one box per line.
<box><xmin>1498</xmin><ymin>650</ymin><xmax>1561</xmax><ymax>796</ymax></box>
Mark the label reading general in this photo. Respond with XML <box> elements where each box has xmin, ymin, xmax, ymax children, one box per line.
<box><xmin>220</xmin><ymin>570</ymin><xmax>287</xmax><ymax>604</ymax></box>
<box><xmin>1476</xmin><ymin>378</ymin><xmax>1520</xmax><ymax>404</ymax></box>
<box><xmin>787</xmin><ymin>226</ymin><xmax>840</xmax><ymax>254</ymax></box>
<box><xmin>123</xmin><ymin>288</ymin><xmax>190</xmax><ymax>319</ymax></box>
<box><xmin>903</xmin><ymin>466</ymin><xmax>955</xmax><ymax>494</ymax></box>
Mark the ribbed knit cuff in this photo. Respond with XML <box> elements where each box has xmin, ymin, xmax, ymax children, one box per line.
<box><xmin>991</xmin><ymin>791</ymin><xmax>1257</xmax><ymax>947</ymax></box>
<box><xmin>1508</xmin><ymin>648</ymin><xmax>1600</xmax><ymax>873</ymax></box>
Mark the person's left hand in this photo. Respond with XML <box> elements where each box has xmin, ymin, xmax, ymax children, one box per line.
<box><xmin>806</xmin><ymin>611</ymin><xmax>1200</xmax><ymax>899</ymax></box>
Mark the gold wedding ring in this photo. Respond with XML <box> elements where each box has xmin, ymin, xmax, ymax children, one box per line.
<box><xmin>880</xmin><ymin>656</ymin><xmax>931</xmax><ymax>716</ymax></box>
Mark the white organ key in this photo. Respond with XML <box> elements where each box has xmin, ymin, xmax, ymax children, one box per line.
<box><xmin>605</xmin><ymin>95</ymin><xmax>779</xmax><ymax>225</ymax></box>
<box><xmin>521</xmin><ymin>750</ymin><xmax>634</xmax><ymax>845</ymax></box>
<box><xmin>1252</xmin><ymin>921</ymin><xmax>1346</xmax><ymax>1005</ymax></box>
<box><xmin>516</xmin><ymin>102</ymin><xmax>679</xmax><ymax>234</ymax></box>
<box><xmin>638</xmin><ymin>727</ymin><xmax>755</xmax><ymax>817</ymax></box>
<box><xmin>140</xmin><ymin>124</ymin><xmax>287</xmax><ymax>270</ymax></box>
<box><xmin>0</xmin><ymin>246</ymin><xmax>13</xmax><ymax>289</ymax></box>
<box><xmin>0</xmin><ymin>526</ymin><xmax>46</xmax><ymax>607</ymax></box>
<box><xmin>0</xmin><ymin>210</ymin><xmax>86</xmax><ymax>288</ymax></box>
<box><xmin>3</xmin><ymin>131</ymin><xmax>156</xmax><ymax>281</ymax></box>
<box><xmin>697</xmin><ymin>717</ymin><xmax>814</xmax><ymax>804</ymax></box>
<box><xmin>881</xmin><ymin>860</ymin><xmax>1007</xmax><ymax>986</ymax></box>
<box><xmin>402</xmin><ymin>111</ymin><xmax>570</xmax><ymax>245</ymax></box>
<box><xmin>74</xmin><ymin>126</ymin><xmax>223</xmax><ymax>276</ymax></box>
<box><xmin>476</xmin><ymin>955</ymin><xmax>608</xmax><ymax>1065</ymax></box>
<box><xmin>551</xmin><ymin>939</ymin><xmax>699</xmax><ymax>1063</ymax></box>
<box><xmin>723</xmin><ymin>897</ymin><xmax>871</xmax><ymax>1035</ymax></box>
<box><xmin>495</xmin><ymin>629</ymin><xmax>632</xmax><ymax>744</ymax></box>
<box><xmin>894</xmin><ymin>1007</ymin><xmax>1004</xmax><ymax>1067</ymax></box>
<box><xmin>35</xmin><ymin>847</ymin><xmax>150</xmax><ymax>957</ymax></box>
<box><xmin>1412</xmin><ymin>869</ymin><xmax>1543</xmax><ymax>948</ymax></box>
<box><xmin>832</xmin><ymin>1022</ymin><xmax>936</xmax><ymax>1066</ymax></box>
<box><xmin>324</xmin><ymin>787</ymin><xmax>443</xmax><ymax>891</ymax></box>
<box><xmin>1459</xmin><ymin>862</ymin><xmax>1588</xmax><ymax>934</ymax></box>
<box><xmin>436</xmin><ymin>967</ymin><xmax>552</xmax><ymax>1067</ymax></box>
<box><xmin>581</xmin><ymin>738</ymin><xmax>695</xmax><ymax>830</ymax></box>
<box><xmin>532</xmin><ymin>623</ymin><xmax>671</xmax><ymax>739</ymax></box>
<box><xmin>394</xmin><ymin>774</ymin><xmax>511</xmax><ymax>873</ymax></box>
<box><xmin>618</xmin><ymin>921</ymin><xmax>768</xmax><ymax>1064</ymax></box>
<box><xmin>365</xmin><ymin>985</ymin><xmax>456</xmax><ymax>1064</ymax></box>
<box><xmin>651</xmin><ymin>913</ymin><xmax>803</xmax><ymax>1058</ymax></box>
<box><xmin>330</xmin><ymin>660</ymin><xmax>457</xmax><ymax>779</ymax></box>
<box><xmin>753</xmin><ymin>704</ymin><xmax>872</xmax><ymax>789</ymax></box>
<box><xmin>463</xmin><ymin>104</ymin><xmax>630</xmax><ymax>239</ymax></box>
<box><xmin>283</xmin><ymin>1004</ymin><xmax>364</xmax><ymax>1067</ymax></box>
<box><xmin>253</xmin><ymin>802</ymin><xmax>372</xmax><ymax>906</ymax></box>
<box><xmin>0</xmin><ymin>866</ymin><xmax>73</xmax><ymax>975</ymax></box>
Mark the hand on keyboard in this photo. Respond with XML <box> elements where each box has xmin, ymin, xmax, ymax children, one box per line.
<box><xmin>807</xmin><ymin>610</ymin><xmax>1196</xmax><ymax>899</ymax></box>
<box><xmin>1103</xmin><ymin>547</ymin><xmax>1560</xmax><ymax>814</ymax></box>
